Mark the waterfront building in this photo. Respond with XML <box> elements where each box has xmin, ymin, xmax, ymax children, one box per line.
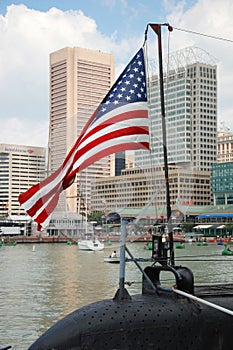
<box><xmin>49</xmin><ymin>47</ymin><xmax>114</xmax><ymax>213</ymax></box>
<box><xmin>117</xmin><ymin>204</ymin><xmax>233</xmax><ymax>236</ymax></box>
<box><xmin>211</xmin><ymin>162</ymin><xmax>233</xmax><ymax>205</ymax></box>
<box><xmin>217</xmin><ymin>129</ymin><xmax>233</xmax><ymax>163</ymax></box>
<box><xmin>211</xmin><ymin>129</ymin><xmax>233</xmax><ymax>205</ymax></box>
<box><xmin>0</xmin><ymin>143</ymin><xmax>46</xmax><ymax>217</ymax></box>
<box><xmin>91</xmin><ymin>165</ymin><xmax>211</xmax><ymax>214</ymax></box>
<box><xmin>45</xmin><ymin>212</ymin><xmax>91</xmax><ymax>238</ymax></box>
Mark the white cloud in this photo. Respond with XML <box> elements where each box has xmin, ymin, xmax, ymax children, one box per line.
<box><xmin>0</xmin><ymin>117</ymin><xmax>49</xmax><ymax>147</ymax></box>
<box><xmin>166</xmin><ymin>0</ymin><xmax>233</xmax><ymax>130</ymax></box>
<box><xmin>0</xmin><ymin>4</ymin><xmax>135</xmax><ymax>147</ymax></box>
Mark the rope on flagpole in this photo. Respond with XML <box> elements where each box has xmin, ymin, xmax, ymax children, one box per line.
<box><xmin>172</xmin><ymin>287</ymin><xmax>233</xmax><ymax>317</ymax></box>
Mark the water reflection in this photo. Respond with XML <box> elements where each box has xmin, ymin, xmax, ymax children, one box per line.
<box><xmin>0</xmin><ymin>242</ymin><xmax>233</xmax><ymax>349</ymax></box>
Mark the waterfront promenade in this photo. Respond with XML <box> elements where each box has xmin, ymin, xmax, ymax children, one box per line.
<box><xmin>1</xmin><ymin>231</ymin><xmax>185</xmax><ymax>244</ymax></box>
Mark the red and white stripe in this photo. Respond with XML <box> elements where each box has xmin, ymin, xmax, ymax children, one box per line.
<box><xmin>18</xmin><ymin>101</ymin><xmax>149</xmax><ymax>230</ymax></box>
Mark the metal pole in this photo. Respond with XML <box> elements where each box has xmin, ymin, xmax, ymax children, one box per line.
<box><xmin>113</xmin><ymin>219</ymin><xmax>131</xmax><ymax>301</ymax></box>
<box><xmin>173</xmin><ymin>287</ymin><xmax>233</xmax><ymax>317</ymax></box>
<box><xmin>149</xmin><ymin>23</ymin><xmax>174</xmax><ymax>265</ymax></box>
<box><xmin>119</xmin><ymin>219</ymin><xmax>126</xmax><ymax>296</ymax></box>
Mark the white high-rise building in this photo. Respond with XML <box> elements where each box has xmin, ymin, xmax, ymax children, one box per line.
<box><xmin>49</xmin><ymin>47</ymin><xmax>114</xmax><ymax>213</ymax></box>
<box><xmin>0</xmin><ymin>143</ymin><xmax>46</xmax><ymax>216</ymax></box>
<box><xmin>136</xmin><ymin>47</ymin><xmax>218</xmax><ymax>172</ymax></box>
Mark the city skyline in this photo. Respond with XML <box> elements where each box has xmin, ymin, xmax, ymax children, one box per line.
<box><xmin>0</xmin><ymin>0</ymin><xmax>233</xmax><ymax>148</ymax></box>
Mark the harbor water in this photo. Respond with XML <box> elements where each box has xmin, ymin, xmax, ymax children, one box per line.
<box><xmin>1</xmin><ymin>241</ymin><xmax>233</xmax><ymax>349</ymax></box>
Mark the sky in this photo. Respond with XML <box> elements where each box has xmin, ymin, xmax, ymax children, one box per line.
<box><xmin>0</xmin><ymin>0</ymin><xmax>233</xmax><ymax>147</ymax></box>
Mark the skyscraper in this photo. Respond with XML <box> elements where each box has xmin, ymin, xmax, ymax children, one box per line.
<box><xmin>136</xmin><ymin>47</ymin><xmax>217</xmax><ymax>172</ymax></box>
<box><xmin>49</xmin><ymin>47</ymin><xmax>114</xmax><ymax>213</ymax></box>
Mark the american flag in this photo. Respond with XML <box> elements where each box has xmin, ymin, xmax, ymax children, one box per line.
<box><xmin>18</xmin><ymin>47</ymin><xmax>150</xmax><ymax>230</ymax></box>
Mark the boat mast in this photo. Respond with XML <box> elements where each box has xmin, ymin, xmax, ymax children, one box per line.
<box><xmin>149</xmin><ymin>23</ymin><xmax>175</xmax><ymax>265</ymax></box>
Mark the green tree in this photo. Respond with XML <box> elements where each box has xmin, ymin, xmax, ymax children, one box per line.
<box><xmin>88</xmin><ymin>211</ymin><xmax>103</xmax><ymax>225</ymax></box>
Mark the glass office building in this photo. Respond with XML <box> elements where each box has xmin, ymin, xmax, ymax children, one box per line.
<box><xmin>211</xmin><ymin>162</ymin><xmax>233</xmax><ymax>205</ymax></box>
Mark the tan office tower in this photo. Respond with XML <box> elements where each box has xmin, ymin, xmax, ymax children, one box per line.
<box><xmin>49</xmin><ymin>47</ymin><xmax>114</xmax><ymax>213</ymax></box>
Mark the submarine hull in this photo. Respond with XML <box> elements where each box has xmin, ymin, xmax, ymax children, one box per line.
<box><xmin>28</xmin><ymin>289</ymin><xmax>233</xmax><ymax>350</ymax></box>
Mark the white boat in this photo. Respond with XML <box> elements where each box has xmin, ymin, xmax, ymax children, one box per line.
<box><xmin>77</xmin><ymin>169</ymin><xmax>105</xmax><ymax>251</ymax></box>
<box><xmin>104</xmin><ymin>256</ymin><xmax>120</xmax><ymax>263</ymax></box>
<box><xmin>78</xmin><ymin>237</ymin><xmax>104</xmax><ymax>251</ymax></box>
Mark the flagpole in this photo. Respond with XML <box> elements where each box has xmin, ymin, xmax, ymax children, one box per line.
<box><xmin>149</xmin><ymin>23</ymin><xmax>175</xmax><ymax>265</ymax></box>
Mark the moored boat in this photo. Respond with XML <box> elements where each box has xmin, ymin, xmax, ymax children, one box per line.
<box><xmin>0</xmin><ymin>238</ymin><xmax>17</xmax><ymax>247</ymax></box>
<box><xmin>66</xmin><ymin>239</ymin><xmax>77</xmax><ymax>245</ymax></box>
<box><xmin>78</xmin><ymin>237</ymin><xmax>104</xmax><ymax>251</ymax></box>
<box><xmin>197</xmin><ymin>240</ymin><xmax>208</xmax><ymax>246</ymax></box>
<box><xmin>144</xmin><ymin>241</ymin><xmax>152</xmax><ymax>250</ymax></box>
<box><xmin>176</xmin><ymin>241</ymin><xmax>185</xmax><ymax>249</ymax></box>
<box><xmin>222</xmin><ymin>246</ymin><xmax>233</xmax><ymax>255</ymax></box>
<box><xmin>104</xmin><ymin>256</ymin><xmax>120</xmax><ymax>263</ymax></box>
